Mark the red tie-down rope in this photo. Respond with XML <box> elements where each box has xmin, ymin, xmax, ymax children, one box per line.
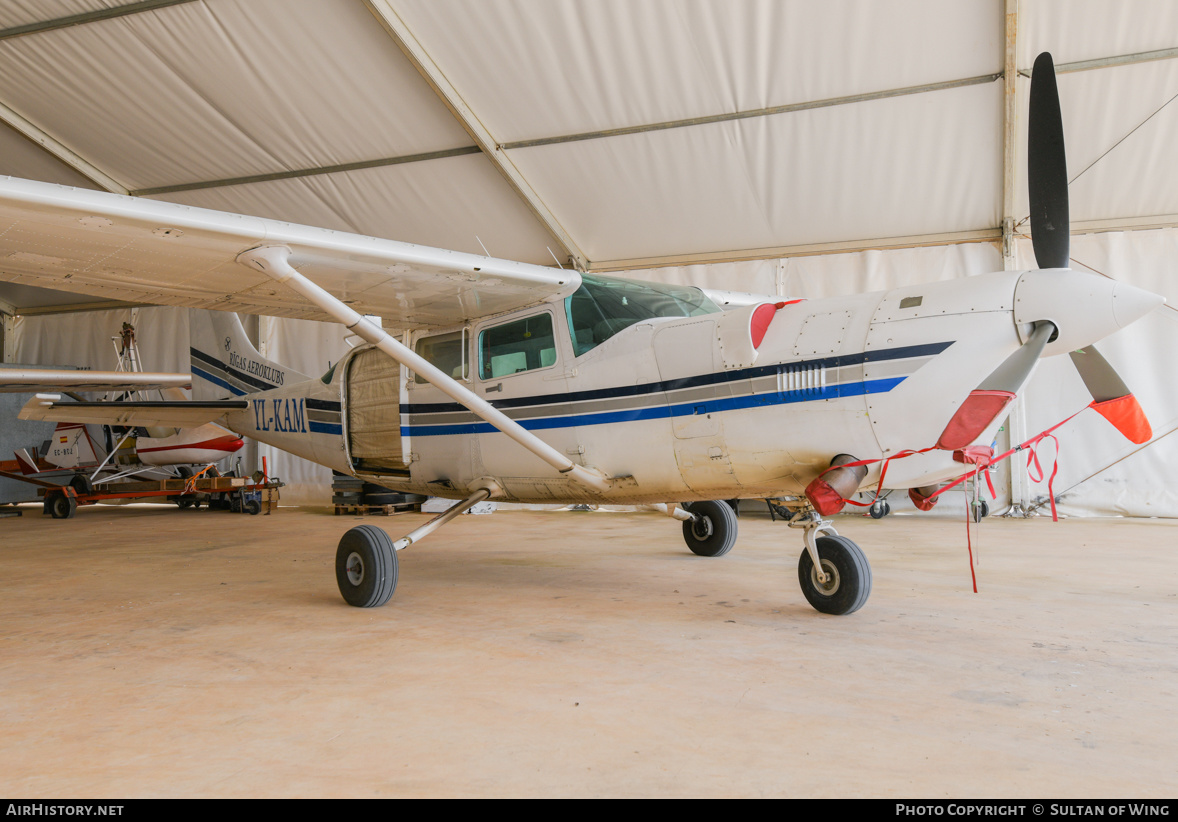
<box><xmin>813</xmin><ymin>400</ymin><xmax>1106</xmax><ymax>590</ymax></box>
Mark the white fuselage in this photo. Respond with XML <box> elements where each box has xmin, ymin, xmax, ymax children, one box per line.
<box><xmin>221</xmin><ymin>267</ymin><xmax>1143</xmax><ymax>504</ymax></box>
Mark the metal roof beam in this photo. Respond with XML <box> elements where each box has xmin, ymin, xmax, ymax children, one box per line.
<box><xmin>503</xmin><ymin>74</ymin><xmax>1001</xmax><ymax>151</ymax></box>
<box><xmin>0</xmin><ymin>0</ymin><xmax>199</xmax><ymax>41</ymax></box>
<box><xmin>587</xmin><ymin>229</ymin><xmax>1003</xmax><ymax>272</ymax></box>
<box><xmin>1019</xmin><ymin>47</ymin><xmax>1178</xmax><ymax>77</ymax></box>
<box><xmin>130</xmin><ymin>146</ymin><xmax>483</xmax><ymax>196</ymax></box>
<box><xmin>363</xmin><ymin>0</ymin><xmax>588</xmax><ymax>270</ymax></box>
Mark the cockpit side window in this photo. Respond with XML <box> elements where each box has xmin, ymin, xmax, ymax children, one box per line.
<box><xmin>478</xmin><ymin>313</ymin><xmax>557</xmax><ymax>380</ymax></box>
<box><xmin>413</xmin><ymin>330</ymin><xmax>466</xmax><ymax>384</ymax></box>
<box><xmin>564</xmin><ymin>274</ymin><xmax>720</xmax><ymax>356</ymax></box>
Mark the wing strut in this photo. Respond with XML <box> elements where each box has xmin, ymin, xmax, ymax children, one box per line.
<box><xmin>236</xmin><ymin>245</ymin><xmax>611</xmax><ymax>494</ymax></box>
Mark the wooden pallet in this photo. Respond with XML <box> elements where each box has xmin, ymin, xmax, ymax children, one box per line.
<box><xmin>333</xmin><ymin>502</ymin><xmax>420</xmax><ymax>516</ymax></box>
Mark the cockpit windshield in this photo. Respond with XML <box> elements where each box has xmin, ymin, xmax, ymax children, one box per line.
<box><xmin>564</xmin><ymin>274</ymin><xmax>720</xmax><ymax>356</ymax></box>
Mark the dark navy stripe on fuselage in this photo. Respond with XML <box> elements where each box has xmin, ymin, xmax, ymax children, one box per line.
<box><xmin>190</xmin><ymin>348</ymin><xmax>281</xmax><ymax>393</ymax></box>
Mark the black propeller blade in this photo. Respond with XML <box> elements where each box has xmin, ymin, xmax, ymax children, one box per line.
<box><xmin>1028</xmin><ymin>52</ymin><xmax>1070</xmax><ymax>270</ymax></box>
<box><xmin>936</xmin><ymin>54</ymin><xmax>1157</xmax><ymax>451</ymax></box>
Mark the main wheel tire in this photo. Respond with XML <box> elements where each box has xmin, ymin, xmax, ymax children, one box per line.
<box><xmin>336</xmin><ymin>525</ymin><xmax>398</xmax><ymax>607</ymax></box>
<box><xmin>49</xmin><ymin>493</ymin><xmax>77</xmax><ymax>520</ymax></box>
<box><xmin>798</xmin><ymin>535</ymin><xmax>872</xmax><ymax>615</ymax></box>
<box><xmin>681</xmin><ymin>500</ymin><xmax>738</xmax><ymax>557</ymax></box>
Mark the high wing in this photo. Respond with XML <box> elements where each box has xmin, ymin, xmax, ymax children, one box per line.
<box><xmin>0</xmin><ymin>367</ymin><xmax>192</xmax><ymax>394</ymax></box>
<box><xmin>0</xmin><ymin>176</ymin><xmax>580</xmax><ymax>328</ymax></box>
<box><xmin>19</xmin><ymin>394</ymin><xmax>248</xmax><ymax>428</ymax></box>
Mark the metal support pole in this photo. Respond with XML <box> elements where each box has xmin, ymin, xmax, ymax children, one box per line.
<box><xmin>392</xmin><ymin>487</ymin><xmax>493</xmax><ymax>551</ymax></box>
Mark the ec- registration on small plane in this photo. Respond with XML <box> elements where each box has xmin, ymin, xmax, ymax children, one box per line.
<box><xmin>0</xmin><ymin>54</ymin><xmax>1164</xmax><ymax>615</ymax></box>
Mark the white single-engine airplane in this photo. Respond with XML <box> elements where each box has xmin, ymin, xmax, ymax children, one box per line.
<box><xmin>0</xmin><ymin>54</ymin><xmax>1164</xmax><ymax>614</ymax></box>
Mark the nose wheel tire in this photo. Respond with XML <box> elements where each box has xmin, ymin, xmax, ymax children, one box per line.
<box><xmin>798</xmin><ymin>535</ymin><xmax>871</xmax><ymax>615</ymax></box>
<box><xmin>336</xmin><ymin>525</ymin><xmax>398</xmax><ymax>608</ymax></box>
<box><xmin>681</xmin><ymin>500</ymin><xmax>738</xmax><ymax>557</ymax></box>
<box><xmin>868</xmin><ymin>499</ymin><xmax>890</xmax><ymax>519</ymax></box>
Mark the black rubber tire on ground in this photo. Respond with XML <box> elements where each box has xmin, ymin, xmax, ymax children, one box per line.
<box><xmin>244</xmin><ymin>499</ymin><xmax>261</xmax><ymax>515</ymax></box>
<box><xmin>868</xmin><ymin>499</ymin><xmax>890</xmax><ymax>519</ymax></box>
<box><xmin>797</xmin><ymin>535</ymin><xmax>872</xmax><ymax>615</ymax></box>
<box><xmin>336</xmin><ymin>525</ymin><xmax>398</xmax><ymax>607</ymax></box>
<box><xmin>49</xmin><ymin>493</ymin><xmax>77</xmax><ymax>520</ymax></box>
<box><xmin>681</xmin><ymin>500</ymin><xmax>738</xmax><ymax>557</ymax></box>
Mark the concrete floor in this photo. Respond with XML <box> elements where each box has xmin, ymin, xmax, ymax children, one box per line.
<box><xmin>0</xmin><ymin>503</ymin><xmax>1175</xmax><ymax>798</ymax></box>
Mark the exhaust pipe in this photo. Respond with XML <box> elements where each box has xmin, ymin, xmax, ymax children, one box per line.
<box><xmin>804</xmin><ymin>454</ymin><xmax>868</xmax><ymax>516</ymax></box>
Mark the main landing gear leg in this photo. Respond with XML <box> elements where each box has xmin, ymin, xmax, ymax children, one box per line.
<box><xmin>787</xmin><ymin>510</ymin><xmax>872</xmax><ymax>615</ymax></box>
<box><xmin>335</xmin><ymin>484</ymin><xmax>497</xmax><ymax>608</ymax></box>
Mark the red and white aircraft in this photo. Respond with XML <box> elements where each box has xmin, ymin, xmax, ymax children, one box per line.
<box><xmin>1</xmin><ymin>344</ymin><xmax>243</xmax><ymax>482</ymax></box>
<box><xmin>0</xmin><ymin>54</ymin><xmax>1163</xmax><ymax>614</ymax></box>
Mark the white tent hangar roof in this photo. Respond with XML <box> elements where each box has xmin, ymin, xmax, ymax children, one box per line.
<box><xmin>0</xmin><ymin>0</ymin><xmax>1175</xmax><ymax>291</ymax></box>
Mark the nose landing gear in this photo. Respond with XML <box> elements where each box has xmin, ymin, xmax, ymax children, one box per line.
<box><xmin>788</xmin><ymin>510</ymin><xmax>872</xmax><ymax>615</ymax></box>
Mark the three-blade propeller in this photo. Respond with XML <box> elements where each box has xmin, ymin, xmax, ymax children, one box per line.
<box><xmin>938</xmin><ymin>52</ymin><xmax>1153</xmax><ymax>450</ymax></box>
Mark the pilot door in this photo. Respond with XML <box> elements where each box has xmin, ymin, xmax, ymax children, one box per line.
<box><xmin>652</xmin><ymin>319</ymin><xmax>737</xmax><ymax>492</ymax></box>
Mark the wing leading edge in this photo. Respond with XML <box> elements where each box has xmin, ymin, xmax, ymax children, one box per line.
<box><xmin>0</xmin><ymin>367</ymin><xmax>192</xmax><ymax>394</ymax></box>
<box><xmin>0</xmin><ymin>176</ymin><xmax>580</xmax><ymax>328</ymax></box>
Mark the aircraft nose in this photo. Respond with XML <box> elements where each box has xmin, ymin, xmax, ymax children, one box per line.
<box><xmin>1014</xmin><ymin>268</ymin><xmax>1165</xmax><ymax>354</ymax></box>
<box><xmin>1113</xmin><ymin>279</ymin><xmax>1166</xmax><ymax>328</ymax></box>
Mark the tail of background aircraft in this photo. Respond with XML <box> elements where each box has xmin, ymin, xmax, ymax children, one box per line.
<box><xmin>189</xmin><ymin>310</ymin><xmax>310</xmax><ymax>400</ymax></box>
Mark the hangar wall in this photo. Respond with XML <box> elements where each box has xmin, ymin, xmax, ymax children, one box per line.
<box><xmin>12</xmin><ymin>229</ymin><xmax>1178</xmax><ymax>516</ymax></box>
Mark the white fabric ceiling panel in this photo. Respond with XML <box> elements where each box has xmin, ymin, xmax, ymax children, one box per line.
<box><xmin>1060</xmin><ymin>61</ymin><xmax>1178</xmax><ymax>225</ymax></box>
<box><xmin>1008</xmin><ymin>58</ymin><xmax>1178</xmax><ymax>234</ymax></box>
<box><xmin>392</xmin><ymin>0</ymin><xmax>1001</xmax><ymax>143</ymax></box>
<box><xmin>148</xmin><ymin>152</ymin><xmax>560</xmax><ymax>265</ymax></box>
<box><xmin>0</xmin><ymin>123</ymin><xmax>101</xmax><ymax>188</ymax></box>
<box><xmin>510</xmin><ymin>81</ymin><xmax>1003</xmax><ymax>262</ymax></box>
<box><xmin>779</xmin><ymin>242</ymin><xmax>1004</xmax><ymax>299</ymax></box>
<box><xmin>0</xmin><ymin>0</ymin><xmax>470</xmax><ymax>190</ymax></box>
<box><xmin>1020</xmin><ymin>0</ymin><xmax>1178</xmax><ymax>66</ymax></box>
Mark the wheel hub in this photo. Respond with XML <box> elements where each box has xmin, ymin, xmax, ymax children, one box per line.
<box><xmin>811</xmin><ymin>559</ymin><xmax>840</xmax><ymax>595</ymax></box>
<box><xmin>690</xmin><ymin>516</ymin><xmax>714</xmax><ymax>541</ymax></box>
<box><xmin>345</xmin><ymin>552</ymin><xmax>365</xmax><ymax>586</ymax></box>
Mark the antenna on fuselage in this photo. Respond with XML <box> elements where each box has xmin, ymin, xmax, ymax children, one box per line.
<box><xmin>475</xmin><ymin>236</ymin><xmax>491</xmax><ymax>257</ymax></box>
<box><xmin>546</xmin><ymin>247</ymin><xmax>565</xmax><ymax>270</ymax></box>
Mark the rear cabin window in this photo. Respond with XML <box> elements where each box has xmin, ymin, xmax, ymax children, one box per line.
<box><xmin>564</xmin><ymin>274</ymin><xmax>720</xmax><ymax>357</ymax></box>
<box><xmin>413</xmin><ymin>330</ymin><xmax>465</xmax><ymax>384</ymax></box>
<box><xmin>479</xmin><ymin>313</ymin><xmax>557</xmax><ymax>380</ymax></box>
